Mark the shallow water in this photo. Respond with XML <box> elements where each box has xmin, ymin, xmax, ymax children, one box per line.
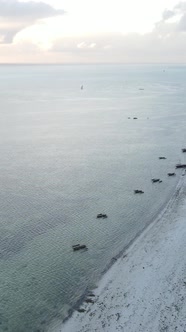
<box><xmin>0</xmin><ymin>64</ymin><xmax>186</xmax><ymax>332</ymax></box>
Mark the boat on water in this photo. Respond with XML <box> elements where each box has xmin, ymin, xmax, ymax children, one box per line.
<box><xmin>159</xmin><ymin>157</ymin><xmax>166</xmax><ymax>160</ymax></box>
<box><xmin>175</xmin><ymin>164</ymin><xmax>186</xmax><ymax>168</ymax></box>
<box><xmin>182</xmin><ymin>148</ymin><xmax>186</xmax><ymax>152</ymax></box>
<box><xmin>97</xmin><ymin>213</ymin><xmax>108</xmax><ymax>219</ymax></box>
<box><xmin>134</xmin><ymin>190</ymin><xmax>144</xmax><ymax>194</ymax></box>
<box><xmin>168</xmin><ymin>172</ymin><xmax>176</xmax><ymax>176</ymax></box>
<box><xmin>72</xmin><ymin>244</ymin><xmax>87</xmax><ymax>251</ymax></box>
<box><xmin>151</xmin><ymin>178</ymin><xmax>160</xmax><ymax>183</ymax></box>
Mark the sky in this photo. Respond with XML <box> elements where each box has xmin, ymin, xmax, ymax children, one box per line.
<box><xmin>0</xmin><ymin>0</ymin><xmax>186</xmax><ymax>63</ymax></box>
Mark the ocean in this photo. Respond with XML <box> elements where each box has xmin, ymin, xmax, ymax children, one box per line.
<box><xmin>0</xmin><ymin>64</ymin><xmax>186</xmax><ymax>332</ymax></box>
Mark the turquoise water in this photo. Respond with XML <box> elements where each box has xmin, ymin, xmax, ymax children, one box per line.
<box><xmin>0</xmin><ymin>64</ymin><xmax>186</xmax><ymax>332</ymax></box>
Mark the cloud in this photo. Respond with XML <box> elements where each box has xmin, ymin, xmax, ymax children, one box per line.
<box><xmin>1</xmin><ymin>1</ymin><xmax>186</xmax><ymax>63</ymax></box>
<box><xmin>162</xmin><ymin>1</ymin><xmax>186</xmax><ymax>18</ymax></box>
<box><xmin>0</xmin><ymin>0</ymin><xmax>65</xmax><ymax>43</ymax></box>
<box><xmin>177</xmin><ymin>13</ymin><xmax>186</xmax><ymax>30</ymax></box>
<box><xmin>160</xmin><ymin>2</ymin><xmax>186</xmax><ymax>32</ymax></box>
<box><xmin>175</xmin><ymin>1</ymin><xmax>186</xmax><ymax>11</ymax></box>
<box><xmin>5</xmin><ymin>29</ymin><xmax>186</xmax><ymax>64</ymax></box>
<box><xmin>0</xmin><ymin>0</ymin><xmax>64</xmax><ymax>19</ymax></box>
<box><xmin>162</xmin><ymin>9</ymin><xmax>175</xmax><ymax>21</ymax></box>
<box><xmin>49</xmin><ymin>1</ymin><xmax>186</xmax><ymax>63</ymax></box>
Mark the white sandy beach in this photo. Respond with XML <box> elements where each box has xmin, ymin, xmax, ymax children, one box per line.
<box><xmin>61</xmin><ymin>176</ymin><xmax>186</xmax><ymax>332</ymax></box>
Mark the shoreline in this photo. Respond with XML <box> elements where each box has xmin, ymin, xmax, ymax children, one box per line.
<box><xmin>60</xmin><ymin>174</ymin><xmax>186</xmax><ymax>332</ymax></box>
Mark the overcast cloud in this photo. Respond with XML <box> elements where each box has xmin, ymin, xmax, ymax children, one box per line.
<box><xmin>0</xmin><ymin>0</ymin><xmax>65</xmax><ymax>43</ymax></box>
<box><xmin>48</xmin><ymin>1</ymin><xmax>186</xmax><ymax>63</ymax></box>
<box><xmin>0</xmin><ymin>1</ymin><xmax>186</xmax><ymax>63</ymax></box>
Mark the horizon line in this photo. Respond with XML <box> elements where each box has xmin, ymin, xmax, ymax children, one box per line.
<box><xmin>0</xmin><ymin>62</ymin><xmax>186</xmax><ymax>66</ymax></box>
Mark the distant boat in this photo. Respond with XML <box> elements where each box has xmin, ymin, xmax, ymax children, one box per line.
<box><xmin>72</xmin><ymin>244</ymin><xmax>87</xmax><ymax>251</ymax></box>
<box><xmin>134</xmin><ymin>190</ymin><xmax>144</xmax><ymax>194</ymax></box>
<box><xmin>168</xmin><ymin>172</ymin><xmax>176</xmax><ymax>176</ymax></box>
<box><xmin>151</xmin><ymin>178</ymin><xmax>160</xmax><ymax>183</ymax></box>
<box><xmin>159</xmin><ymin>157</ymin><xmax>166</xmax><ymax>160</ymax></box>
<box><xmin>182</xmin><ymin>148</ymin><xmax>186</xmax><ymax>152</ymax></box>
<box><xmin>81</xmin><ymin>85</ymin><xmax>83</xmax><ymax>90</ymax></box>
<box><xmin>97</xmin><ymin>213</ymin><xmax>108</xmax><ymax>219</ymax></box>
<box><xmin>175</xmin><ymin>164</ymin><xmax>186</xmax><ymax>168</ymax></box>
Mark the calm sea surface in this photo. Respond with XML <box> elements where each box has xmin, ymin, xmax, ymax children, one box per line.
<box><xmin>0</xmin><ymin>64</ymin><xmax>186</xmax><ymax>332</ymax></box>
